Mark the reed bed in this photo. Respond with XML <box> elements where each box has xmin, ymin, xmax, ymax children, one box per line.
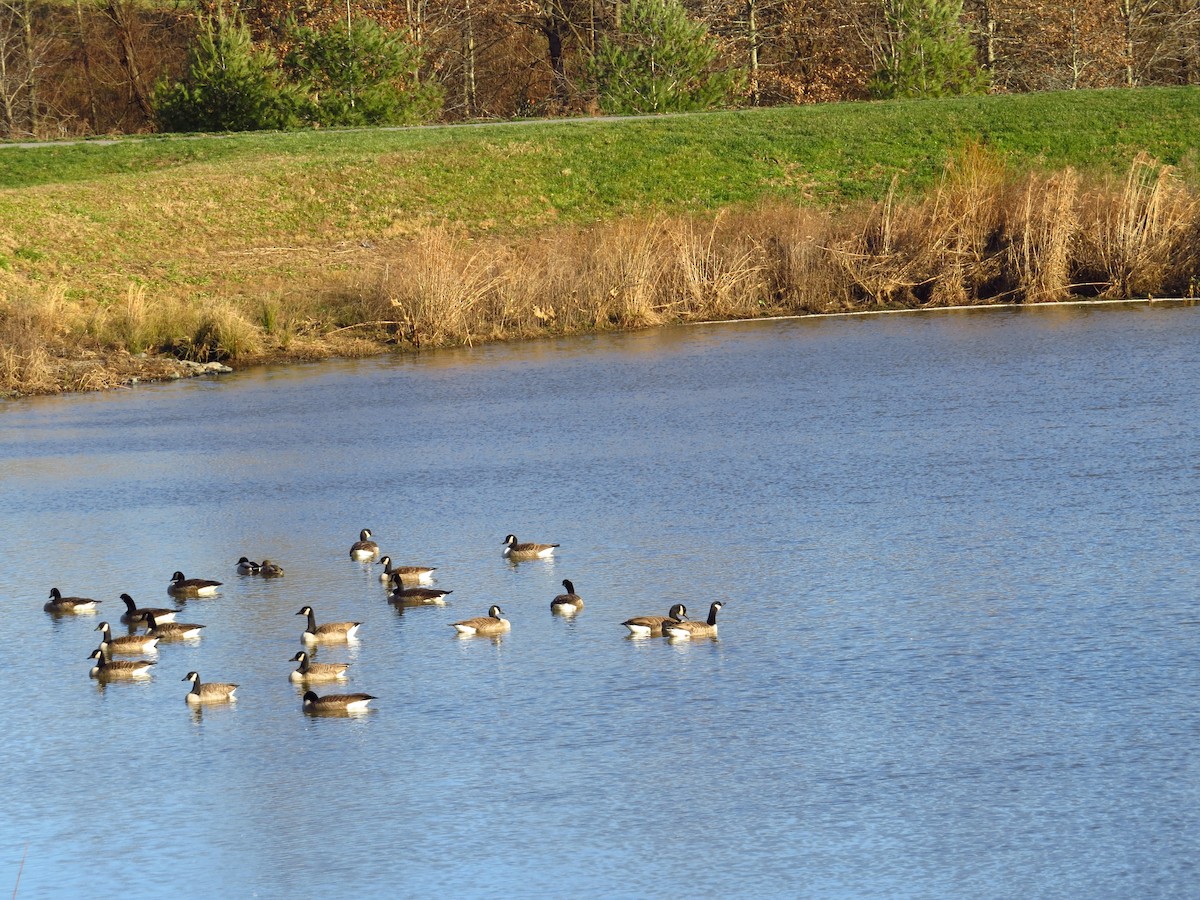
<box><xmin>2</xmin><ymin>151</ymin><xmax>1198</xmax><ymax>397</ymax></box>
<box><xmin>1078</xmin><ymin>153</ymin><xmax>1200</xmax><ymax>299</ymax></box>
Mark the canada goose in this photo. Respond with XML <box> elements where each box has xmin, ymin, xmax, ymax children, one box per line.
<box><xmin>236</xmin><ymin>557</ymin><xmax>261</xmax><ymax>575</ymax></box>
<box><xmin>167</xmin><ymin>571</ymin><xmax>222</xmax><ymax>598</ymax></box>
<box><xmin>181</xmin><ymin>671</ymin><xmax>238</xmax><ymax>704</ymax></box>
<box><xmin>664</xmin><ymin>601</ymin><xmax>723</xmax><ymax>639</ymax></box>
<box><xmin>259</xmin><ymin>559</ymin><xmax>285</xmax><ymax>578</ymax></box>
<box><xmin>302</xmin><ymin>690</ymin><xmax>377</xmax><ymax>714</ymax></box>
<box><xmin>288</xmin><ymin>651</ymin><xmax>350</xmax><ymax>683</ymax></box>
<box><xmin>502</xmin><ymin>534</ymin><xmax>559</xmax><ymax>560</ymax></box>
<box><xmin>145</xmin><ymin>612</ymin><xmax>205</xmax><ymax>641</ymax></box>
<box><xmin>378</xmin><ymin>556</ymin><xmax>436</xmax><ymax>584</ymax></box>
<box><xmin>88</xmin><ymin>647</ymin><xmax>154</xmax><ymax>680</ymax></box>
<box><xmin>622</xmin><ymin>603</ymin><xmax>688</xmax><ymax>637</ymax></box>
<box><xmin>44</xmin><ymin>587</ymin><xmax>99</xmax><ymax>614</ymax></box>
<box><xmin>118</xmin><ymin>593</ymin><xmax>177</xmax><ymax>625</ymax></box>
<box><xmin>389</xmin><ymin>581</ymin><xmax>452</xmax><ymax>606</ymax></box>
<box><xmin>349</xmin><ymin>529</ymin><xmax>380</xmax><ymax>561</ymax></box>
<box><xmin>296</xmin><ymin>606</ymin><xmax>362</xmax><ymax>643</ymax></box>
<box><xmin>550</xmin><ymin>579</ymin><xmax>584</xmax><ymax>615</ymax></box>
<box><xmin>95</xmin><ymin>621</ymin><xmax>159</xmax><ymax>654</ymax></box>
<box><xmin>449</xmin><ymin>605</ymin><xmax>511</xmax><ymax>636</ymax></box>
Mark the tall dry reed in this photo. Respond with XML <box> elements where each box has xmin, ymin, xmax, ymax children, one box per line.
<box><xmin>1006</xmin><ymin>168</ymin><xmax>1080</xmax><ymax>302</ymax></box>
<box><xmin>929</xmin><ymin>143</ymin><xmax>1010</xmax><ymax>306</ymax></box>
<box><xmin>373</xmin><ymin>227</ymin><xmax>504</xmax><ymax>346</ymax></box>
<box><xmin>0</xmin><ymin>287</ymin><xmax>72</xmax><ymax>395</ymax></box>
<box><xmin>574</xmin><ymin>219</ymin><xmax>670</xmax><ymax>328</ymax></box>
<box><xmin>111</xmin><ymin>283</ymin><xmax>153</xmax><ymax>353</ymax></box>
<box><xmin>830</xmin><ymin>176</ymin><xmax>955</xmax><ymax>307</ymax></box>
<box><xmin>662</xmin><ymin>212</ymin><xmax>767</xmax><ymax>319</ymax></box>
<box><xmin>751</xmin><ymin>204</ymin><xmax>849</xmax><ymax>314</ymax></box>
<box><xmin>1079</xmin><ymin>153</ymin><xmax>1199</xmax><ymax>298</ymax></box>
<box><xmin>483</xmin><ymin>219</ymin><xmax>670</xmax><ymax>334</ymax></box>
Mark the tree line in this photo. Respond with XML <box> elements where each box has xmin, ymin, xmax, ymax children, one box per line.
<box><xmin>1</xmin><ymin>0</ymin><xmax>1197</xmax><ymax>138</ymax></box>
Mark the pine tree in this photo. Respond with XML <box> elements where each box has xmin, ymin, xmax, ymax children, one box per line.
<box><xmin>152</xmin><ymin>9</ymin><xmax>299</xmax><ymax>133</ymax></box>
<box><xmin>587</xmin><ymin>0</ymin><xmax>741</xmax><ymax>114</ymax></box>
<box><xmin>869</xmin><ymin>0</ymin><xmax>990</xmax><ymax>99</ymax></box>
<box><xmin>283</xmin><ymin>19</ymin><xmax>443</xmax><ymax>127</ymax></box>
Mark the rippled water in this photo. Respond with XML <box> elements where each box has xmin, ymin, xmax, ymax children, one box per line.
<box><xmin>2</xmin><ymin>303</ymin><xmax>1198</xmax><ymax>898</ymax></box>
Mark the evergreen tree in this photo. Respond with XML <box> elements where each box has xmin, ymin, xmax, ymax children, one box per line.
<box><xmin>869</xmin><ymin>0</ymin><xmax>990</xmax><ymax>99</ymax></box>
<box><xmin>283</xmin><ymin>19</ymin><xmax>443</xmax><ymax>128</ymax></box>
<box><xmin>587</xmin><ymin>0</ymin><xmax>741</xmax><ymax>114</ymax></box>
<box><xmin>152</xmin><ymin>9</ymin><xmax>299</xmax><ymax>133</ymax></box>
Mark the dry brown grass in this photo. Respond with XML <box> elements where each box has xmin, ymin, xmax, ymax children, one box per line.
<box><xmin>826</xmin><ymin>144</ymin><xmax>1013</xmax><ymax>308</ymax></box>
<box><xmin>828</xmin><ymin>174</ymin><xmax>971</xmax><ymax>308</ymax></box>
<box><xmin>585</xmin><ymin>220</ymin><xmax>670</xmax><ymax>329</ymax></box>
<box><xmin>3</xmin><ymin>151</ymin><xmax>1199</xmax><ymax>397</ymax></box>
<box><xmin>0</xmin><ymin>288</ymin><xmax>73</xmax><ymax>395</ymax></box>
<box><xmin>1078</xmin><ymin>153</ymin><xmax>1200</xmax><ymax>298</ymax></box>
<box><xmin>664</xmin><ymin>213</ymin><xmax>767</xmax><ymax>319</ymax></box>
<box><xmin>1006</xmin><ymin>168</ymin><xmax>1080</xmax><ymax>303</ymax></box>
<box><xmin>752</xmin><ymin>204</ymin><xmax>849</xmax><ymax>314</ymax></box>
<box><xmin>109</xmin><ymin>284</ymin><xmax>154</xmax><ymax>354</ymax></box>
<box><xmin>377</xmin><ymin>227</ymin><xmax>506</xmax><ymax>346</ymax></box>
<box><xmin>918</xmin><ymin>142</ymin><xmax>1008</xmax><ymax>307</ymax></box>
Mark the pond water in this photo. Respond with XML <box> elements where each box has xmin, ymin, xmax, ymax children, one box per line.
<box><xmin>1</xmin><ymin>303</ymin><xmax>1198</xmax><ymax>898</ymax></box>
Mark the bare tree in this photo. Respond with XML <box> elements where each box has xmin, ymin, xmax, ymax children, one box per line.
<box><xmin>0</xmin><ymin>0</ymin><xmax>46</xmax><ymax>137</ymax></box>
<box><xmin>511</xmin><ymin>0</ymin><xmax>593</xmax><ymax>107</ymax></box>
<box><xmin>104</xmin><ymin>0</ymin><xmax>152</xmax><ymax>119</ymax></box>
<box><xmin>1114</xmin><ymin>0</ymin><xmax>1200</xmax><ymax>84</ymax></box>
<box><xmin>73</xmin><ymin>0</ymin><xmax>99</xmax><ymax>128</ymax></box>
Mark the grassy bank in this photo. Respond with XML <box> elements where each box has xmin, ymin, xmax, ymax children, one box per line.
<box><xmin>2</xmin><ymin>88</ymin><xmax>1199</xmax><ymax>396</ymax></box>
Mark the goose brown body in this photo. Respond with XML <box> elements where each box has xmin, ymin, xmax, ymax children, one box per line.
<box><xmin>302</xmin><ymin>690</ymin><xmax>376</xmax><ymax>713</ymax></box>
<box><xmin>145</xmin><ymin>613</ymin><xmax>206</xmax><ymax>641</ymax></box>
<box><xmin>297</xmin><ymin>606</ymin><xmax>362</xmax><ymax>643</ymax></box>
<box><xmin>550</xmin><ymin>579</ymin><xmax>584</xmax><ymax>615</ymax></box>
<box><xmin>502</xmin><ymin>534</ymin><xmax>559</xmax><ymax>560</ymax></box>
<box><xmin>450</xmin><ymin>605</ymin><xmax>511</xmax><ymax>636</ymax></box>
<box><xmin>88</xmin><ymin>647</ymin><xmax>154</xmax><ymax>679</ymax></box>
<box><xmin>622</xmin><ymin>603</ymin><xmax>689</xmax><ymax>637</ymax></box>
<box><xmin>349</xmin><ymin>529</ymin><xmax>380</xmax><ymax>561</ymax></box>
<box><xmin>45</xmin><ymin>587</ymin><xmax>99</xmax><ymax>614</ymax></box>
<box><xmin>389</xmin><ymin>581</ymin><xmax>452</xmax><ymax>606</ymax></box>
<box><xmin>95</xmin><ymin>621</ymin><xmax>159</xmax><ymax>655</ymax></box>
<box><xmin>119</xmin><ymin>593</ymin><xmax>177</xmax><ymax>625</ymax></box>
<box><xmin>288</xmin><ymin>651</ymin><xmax>350</xmax><ymax>682</ymax></box>
<box><xmin>664</xmin><ymin>601</ymin><xmax>723</xmax><ymax>639</ymax></box>
<box><xmin>168</xmin><ymin>571</ymin><xmax>222</xmax><ymax>597</ymax></box>
<box><xmin>182</xmin><ymin>671</ymin><xmax>238</xmax><ymax>703</ymax></box>
<box><xmin>378</xmin><ymin>556</ymin><xmax>436</xmax><ymax>584</ymax></box>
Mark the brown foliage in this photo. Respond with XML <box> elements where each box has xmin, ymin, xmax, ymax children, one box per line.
<box><xmin>1076</xmin><ymin>152</ymin><xmax>1200</xmax><ymax>297</ymax></box>
<box><xmin>9</xmin><ymin>0</ymin><xmax>1200</xmax><ymax>134</ymax></box>
<box><xmin>10</xmin><ymin>1</ymin><xmax>191</xmax><ymax>138</ymax></box>
<box><xmin>1006</xmin><ymin>167</ymin><xmax>1079</xmax><ymax>302</ymax></box>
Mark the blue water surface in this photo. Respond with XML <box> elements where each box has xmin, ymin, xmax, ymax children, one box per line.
<box><xmin>1</xmin><ymin>302</ymin><xmax>1197</xmax><ymax>898</ymax></box>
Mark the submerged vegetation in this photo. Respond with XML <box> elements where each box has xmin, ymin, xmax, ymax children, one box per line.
<box><xmin>1</xmin><ymin>89</ymin><xmax>1199</xmax><ymax>396</ymax></box>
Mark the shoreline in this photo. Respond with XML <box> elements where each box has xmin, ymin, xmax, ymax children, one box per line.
<box><xmin>9</xmin><ymin>296</ymin><xmax>1194</xmax><ymax>402</ymax></box>
<box><xmin>692</xmin><ymin>295</ymin><xmax>1197</xmax><ymax>326</ymax></box>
